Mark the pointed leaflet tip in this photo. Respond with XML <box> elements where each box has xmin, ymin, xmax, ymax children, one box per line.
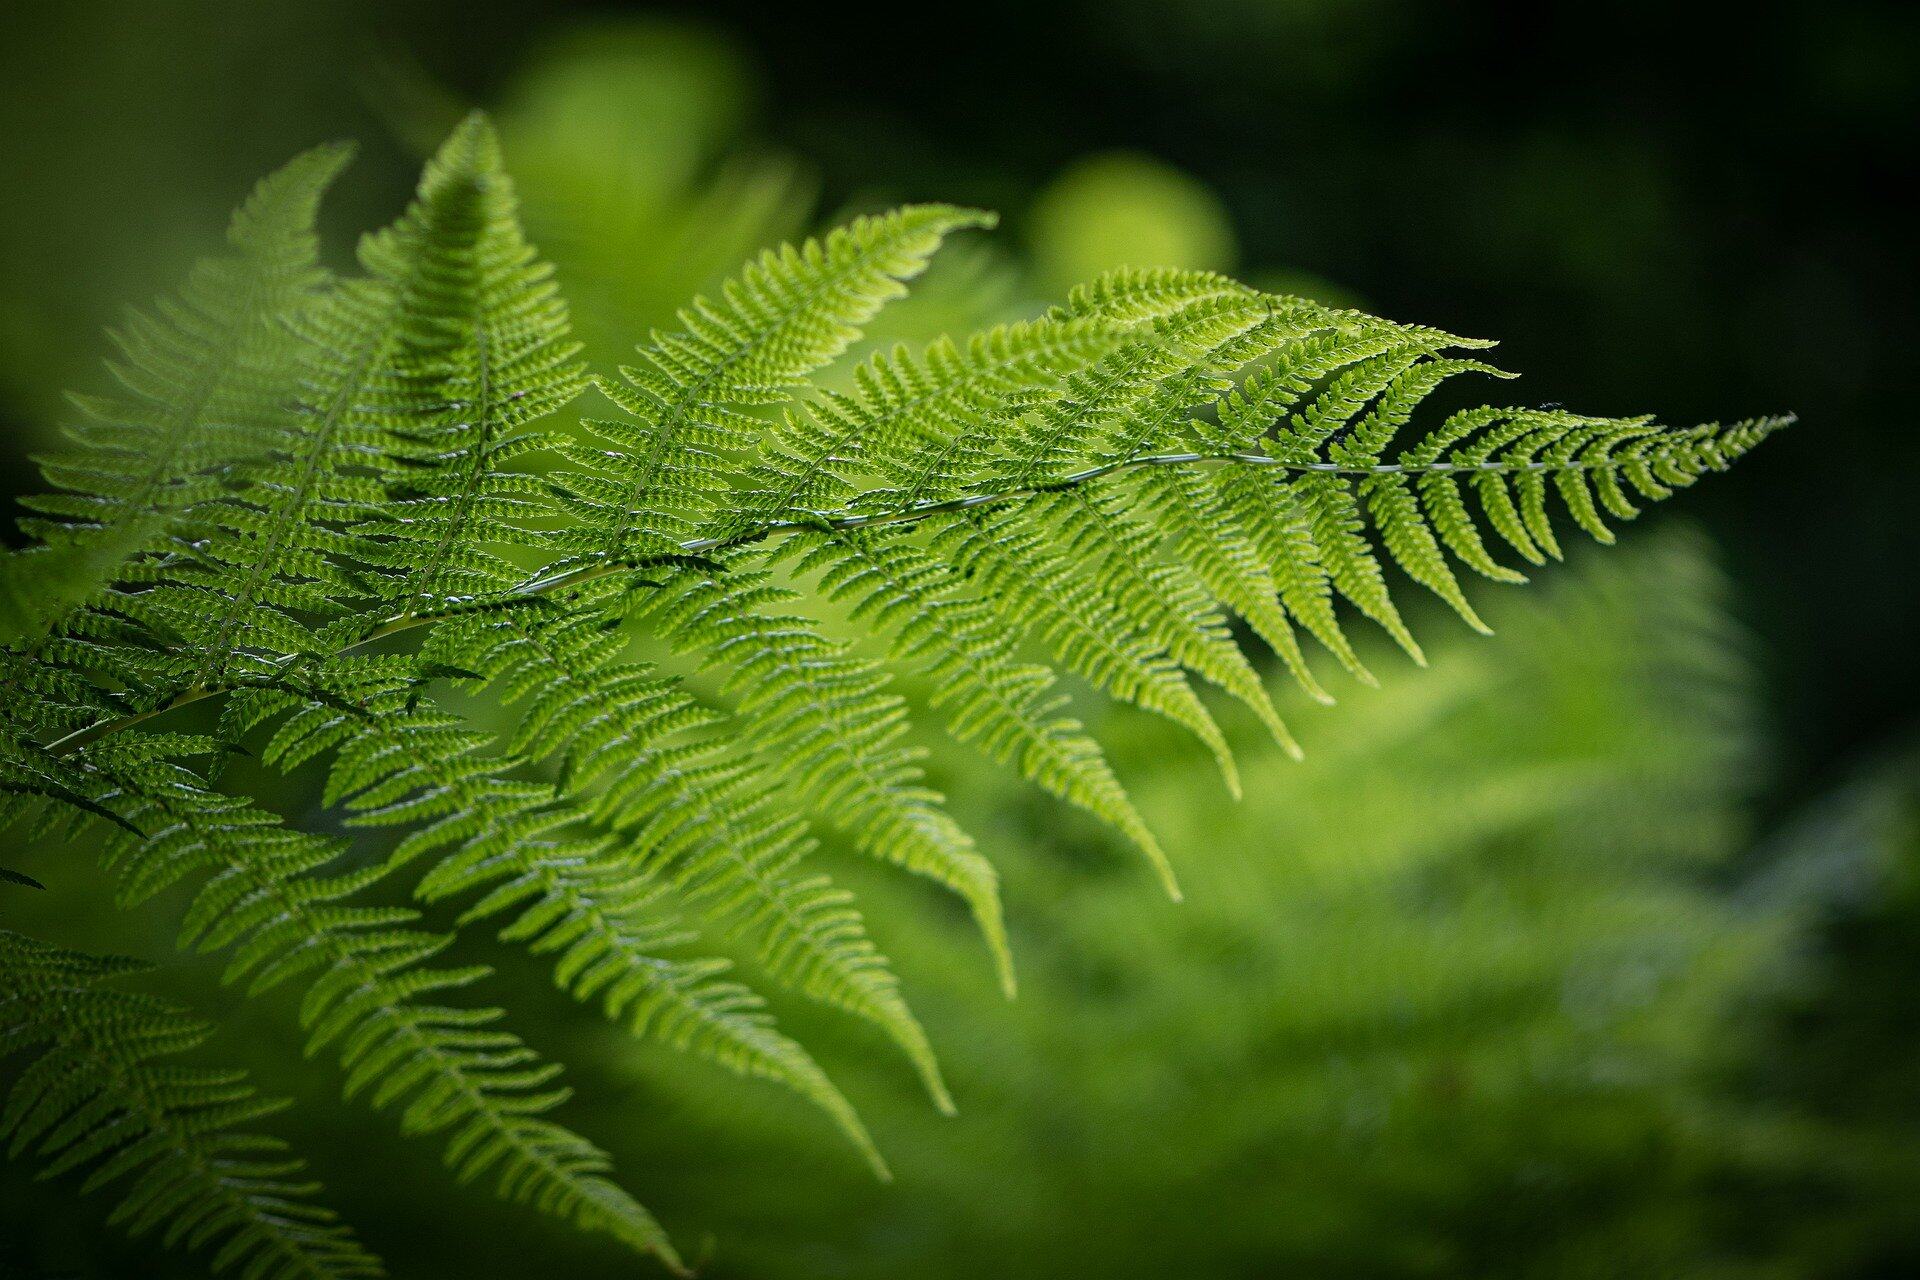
<box><xmin>225</xmin><ymin>139</ymin><xmax>355</xmax><ymax>251</ymax></box>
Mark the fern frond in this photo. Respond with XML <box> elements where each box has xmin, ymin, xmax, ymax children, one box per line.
<box><xmin>0</xmin><ymin>121</ymin><xmax>1790</xmax><ymax>1273</ymax></box>
<box><xmin>1</xmin><ymin>146</ymin><xmax>348</xmax><ymax>749</ymax></box>
<box><xmin>784</xmin><ymin>527</ymin><xmax>1173</xmax><ymax>893</ymax></box>
<box><xmin>929</xmin><ymin>505</ymin><xmax>1236</xmax><ymax>810</ymax></box>
<box><xmin>227</xmin><ymin>651</ymin><xmax>890</xmax><ymax>1172</ymax></box>
<box><xmin>344</xmin><ymin>112</ymin><xmax>588</xmax><ymax>613</ymax></box>
<box><xmin>16</xmin><ymin>143</ymin><xmax>347</xmax><ymax>561</ymax></box>
<box><xmin>549</xmin><ymin>202</ymin><xmax>995</xmax><ymax>561</ymax></box>
<box><xmin>638</xmin><ymin>555</ymin><xmax>1015</xmax><ymax>997</ymax></box>
<box><xmin>63</xmin><ymin>733</ymin><xmax>682</xmax><ymax>1271</ymax></box>
<box><xmin>741</xmin><ymin>315</ymin><xmax>1124</xmax><ymax>524</ymax></box>
<box><xmin>0</xmin><ymin>930</ymin><xmax>380</xmax><ymax>1280</ymax></box>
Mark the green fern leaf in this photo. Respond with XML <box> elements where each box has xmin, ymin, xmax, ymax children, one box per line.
<box><xmin>0</xmin><ymin>118</ymin><xmax>1792</xmax><ymax>1274</ymax></box>
<box><xmin>236</xmin><ymin>647</ymin><xmax>890</xmax><ymax>1172</ymax></box>
<box><xmin>551</xmin><ymin>203</ymin><xmax>995</xmax><ymax>562</ymax></box>
<box><xmin>1</xmin><ymin>929</ymin><xmax>381</xmax><ymax>1280</ymax></box>
<box><xmin>788</xmin><ymin>527</ymin><xmax>1174</xmax><ymax>894</ymax></box>
<box><xmin>638</xmin><ymin>557</ymin><xmax>1016</xmax><ymax>998</ymax></box>
<box><xmin>69</xmin><ymin>732</ymin><xmax>681</xmax><ymax>1271</ymax></box>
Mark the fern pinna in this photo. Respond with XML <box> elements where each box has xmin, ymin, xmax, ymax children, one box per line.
<box><xmin>0</xmin><ymin>112</ymin><xmax>1786</xmax><ymax>1271</ymax></box>
<box><xmin>0</xmin><ymin>930</ymin><xmax>379</xmax><ymax>1279</ymax></box>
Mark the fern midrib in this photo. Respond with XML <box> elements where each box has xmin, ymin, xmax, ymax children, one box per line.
<box><xmin>894</xmin><ymin>425</ymin><xmax>977</xmax><ymax>513</ymax></box>
<box><xmin>11</xmin><ymin>976</ymin><xmax>341</xmax><ymax>1280</ymax></box>
<box><xmin>39</xmin><ymin>444</ymin><xmax>1722</xmax><ymax>757</ymax></box>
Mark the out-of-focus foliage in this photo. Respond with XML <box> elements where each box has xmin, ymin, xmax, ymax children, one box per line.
<box><xmin>1730</xmin><ymin>748</ymin><xmax>1920</xmax><ymax>1274</ymax></box>
<box><xmin>0</xmin><ymin>931</ymin><xmax>379</xmax><ymax>1280</ymax></box>
<box><xmin>1025</xmin><ymin>153</ymin><xmax>1238</xmax><ymax>296</ymax></box>
<box><xmin>494</xmin><ymin>21</ymin><xmax>815</xmax><ymax>367</ymax></box>
<box><xmin>586</xmin><ymin>533</ymin><xmax>1850</xmax><ymax>1280</ymax></box>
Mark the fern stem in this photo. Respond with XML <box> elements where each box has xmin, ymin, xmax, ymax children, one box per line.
<box><xmin>517</xmin><ymin>450</ymin><xmax>1622</xmax><ymax>594</ymax></box>
<box><xmin>38</xmin><ymin>447</ymin><xmax>1700</xmax><ymax>757</ymax></box>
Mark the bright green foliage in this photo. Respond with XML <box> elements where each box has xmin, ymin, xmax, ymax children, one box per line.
<box><xmin>0</xmin><ymin>113</ymin><xmax>1783</xmax><ymax>1271</ymax></box>
<box><xmin>0</xmin><ymin>929</ymin><xmax>379</xmax><ymax>1279</ymax></box>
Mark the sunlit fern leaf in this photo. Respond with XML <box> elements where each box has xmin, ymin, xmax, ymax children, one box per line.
<box><xmin>783</xmin><ymin>526</ymin><xmax>1175</xmax><ymax>895</ymax></box>
<box><xmin>0</xmin><ymin>929</ymin><xmax>382</xmax><ymax>1280</ymax></box>
<box><xmin>549</xmin><ymin>202</ymin><xmax>995</xmax><ymax>562</ymax></box>
<box><xmin>345</xmin><ymin>114</ymin><xmax>588</xmax><ymax>612</ymax></box>
<box><xmin>739</xmin><ymin>315</ymin><xmax>1124</xmax><ymax>525</ymax></box>
<box><xmin>1052</xmin><ymin>265</ymin><xmax>1258</xmax><ymax>326</ymax></box>
<box><xmin>991</xmin><ymin>290</ymin><xmax>1279</xmax><ymax>489</ymax></box>
<box><xmin>414</xmin><ymin>589</ymin><xmax>951</xmax><ymax>1120</ymax></box>
<box><xmin>1133</xmin><ymin>463</ymin><xmax>1333</xmax><ymax>706</ymax></box>
<box><xmin>928</xmin><ymin>504</ymin><xmax>1237</xmax><ymax>811</ymax></box>
<box><xmin>1040</xmin><ymin>481</ymin><xmax>1300</xmax><ymax>757</ymax></box>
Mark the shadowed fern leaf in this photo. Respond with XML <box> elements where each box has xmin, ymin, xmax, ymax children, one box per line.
<box><xmin>1</xmin><ymin>929</ymin><xmax>381</xmax><ymax>1279</ymax></box>
<box><xmin>0</xmin><ymin>111</ymin><xmax>1787</xmax><ymax>1272</ymax></box>
<box><xmin>70</xmin><ymin>731</ymin><xmax>682</xmax><ymax>1271</ymax></box>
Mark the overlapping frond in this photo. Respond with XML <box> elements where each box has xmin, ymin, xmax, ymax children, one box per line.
<box><xmin>0</xmin><ymin>147</ymin><xmax>349</xmax><ymax>749</ymax></box>
<box><xmin>638</xmin><ymin>555</ymin><xmax>1015</xmax><ymax>996</ymax></box>
<box><xmin>226</xmin><ymin>651</ymin><xmax>889</xmax><ymax>1173</ymax></box>
<box><xmin>1</xmin><ymin>929</ymin><xmax>380</xmax><ymax>1280</ymax></box>
<box><xmin>16</xmin><ymin>143</ymin><xmax>347</xmax><ymax>563</ymax></box>
<box><xmin>548</xmin><ymin>202</ymin><xmax>995</xmax><ymax>560</ymax></box>
<box><xmin>0</xmin><ymin>113</ymin><xmax>1787</xmax><ymax>1275</ymax></box>
<box><xmin>52</xmin><ymin>732</ymin><xmax>682</xmax><ymax>1271</ymax></box>
<box><xmin>344</xmin><ymin>112</ymin><xmax>588</xmax><ymax>612</ymax></box>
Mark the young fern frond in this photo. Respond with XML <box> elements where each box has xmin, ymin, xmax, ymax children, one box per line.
<box><xmin>0</xmin><ymin>112</ymin><xmax>1788</xmax><ymax>1273</ymax></box>
<box><xmin>0</xmin><ymin>929</ymin><xmax>380</xmax><ymax>1280</ymax></box>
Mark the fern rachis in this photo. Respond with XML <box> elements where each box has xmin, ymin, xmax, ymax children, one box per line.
<box><xmin>0</xmin><ymin>111</ymin><xmax>1786</xmax><ymax>1272</ymax></box>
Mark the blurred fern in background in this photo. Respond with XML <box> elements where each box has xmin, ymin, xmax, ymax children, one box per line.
<box><xmin>582</xmin><ymin>532</ymin><xmax>1840</xmax><ymax>1280</ymax></box>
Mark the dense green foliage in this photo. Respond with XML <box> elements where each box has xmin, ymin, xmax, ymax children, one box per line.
<box><xmin>0</xmin><ymin>112</ymin><xmax>1782</xmax><ymax>1273</ymax></box>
